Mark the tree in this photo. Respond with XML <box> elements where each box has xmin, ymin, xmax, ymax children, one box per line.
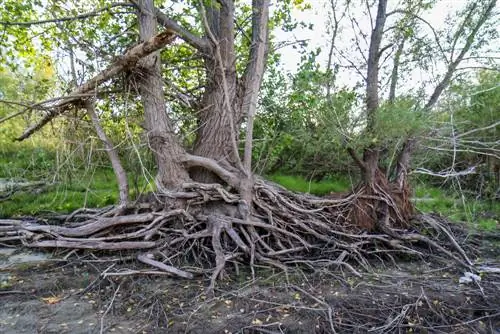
<box><xmin>323</xmin><ymin>0</ymin><xmax>499</xmax><ymax>230</ymax></box>
<box><xmin>0</xmin><ymin>0</ymin><xmax>483</xmax><ymax>288</ymax></box>
<box><xmin>421</xmin><ymin>70</ymin><xmax>500</xmax><ymax>200</ymax></box>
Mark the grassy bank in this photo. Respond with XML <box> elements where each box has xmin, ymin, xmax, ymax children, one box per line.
<box><xmin>0</xmin><ymin>147</ymin><xmax>154</xmax><ymax>217</ymax></box>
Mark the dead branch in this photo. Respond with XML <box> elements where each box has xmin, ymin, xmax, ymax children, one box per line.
<box><xmin>137</xmin><ymin>254</ymin><xmax>194</xmax><ymax>279</ymax></box>
<box><xmin>17</xmin><ymin>29</ymin><xmax>177</xmax><ymax>141</ymax></box>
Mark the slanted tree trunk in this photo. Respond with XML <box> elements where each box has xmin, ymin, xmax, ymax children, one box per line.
<box><xmin>393</xmin><ymin>0</ymin><xmax>497</xmax><ymax>184</ymax></box>
<box><xmin>84</xmin><ymin>99</ymin><xmax>129</xmax><ymax>205</ymax></box>
<box><xmin>136</xmin><ymin>0</ymin><xmax>190</xmax><ymax>190</ymax></box>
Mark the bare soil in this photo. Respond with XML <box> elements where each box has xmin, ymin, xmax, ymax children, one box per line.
<box><xmin>1</xmin><ymin>241</ymin><xmax>499</xmax><ymax>334</ymax></box>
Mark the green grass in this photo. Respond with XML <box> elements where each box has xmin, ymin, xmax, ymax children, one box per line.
<box><xmin>267</xmin><ymin>174</ymin><xmax>352</xmax><ymax>195</ymax></box>
<box><xmin>413</xmin><ymin>184</ymin><xmax>499</xmax><ymax>231</ymax></box>
<box><xmin>0</xmin><ymin>147</ymin><xmax>155</xmax><ymax>218</ymax></box>
<box><xmin>1</xmin><ymin>147</ymin><xmax>498</xmax><ymax>232</ymax></box>
<box><xmin>0</xmin><ymin>168</ymin><xmax>118</xmax><ymax>217</ymax></box>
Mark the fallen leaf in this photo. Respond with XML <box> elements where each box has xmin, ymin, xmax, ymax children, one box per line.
<box><xmin>251</xmin><ymin>318</ymin><xmax>263</xmax><ymax>325</ymax></box>
<box><xmin>41</xmin><ymin>296</ymin><xmax>61</xmax><ymax>304</ymax></box>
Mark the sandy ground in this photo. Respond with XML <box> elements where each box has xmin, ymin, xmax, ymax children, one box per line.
<box><xmin>1</xmin><ymin>245</ymin><xmax>499</xmax><ymax>333</ymax></box>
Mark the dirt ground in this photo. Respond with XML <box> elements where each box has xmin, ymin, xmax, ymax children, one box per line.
<box><xmin>1</xmin><ymin>239</ymin><xmax>499</xmax><ymax>334</ymax></box>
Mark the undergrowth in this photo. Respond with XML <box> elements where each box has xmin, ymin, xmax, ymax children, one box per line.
<box><xmin>0</xmin><ymin>147</ymin><xmax>152</xmax><ymax>217</ymax></box>
<box><xmin>1</xmin><ymin>147</ymin><xmax>498</xmax><ymax>231</ymax></box>
<box><xmin>414</xmin><ymin>183</ymin><xmax>499</xmax><ymax>231</ymax></box>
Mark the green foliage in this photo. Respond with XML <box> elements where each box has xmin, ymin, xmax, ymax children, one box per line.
<box><xmin>367</xmin><ymin>98</ymin><xmax>429</xmax><ymax>146</ymax></box>
<box><xmin>254</xmin><ymin>53</ymin><xmax>359</xmax><ymax>178</ymax></box>
<box><xmin>414</xmin><ymin>183</ymin><xmax>499</xmax><ymax>231</ymax></box>
<box><xmin>267</xmin><ymin>173</ymin><xmax>352</xmax><ymax>195</ymax></box>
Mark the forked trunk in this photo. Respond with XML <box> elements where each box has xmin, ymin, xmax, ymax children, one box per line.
<box><xmin>192</xmin><ymin>58</ymin><xmax>240</xmax><ymax>182</ymax></box>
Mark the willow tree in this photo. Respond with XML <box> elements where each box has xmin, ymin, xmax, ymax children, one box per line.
<box><xmin>0</xmin><ymin>0</ymin><xmax>483</xmax><ymax>287</ymax></box>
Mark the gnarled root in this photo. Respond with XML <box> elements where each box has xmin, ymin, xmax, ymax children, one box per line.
<box><xmin>0</xmin><ymin>179</ymin><xmax>476</xmax><ymax>287</ymax></box>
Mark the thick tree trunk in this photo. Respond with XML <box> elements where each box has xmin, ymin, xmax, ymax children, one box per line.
<box><xmin>136</xmin><ymin>0</ymin><xmax>190</xmax><ymax>190</ymax></box>
<box><xmin>192</xmin><ymin>1</ymin><xmax>241</xmax><ymax>183</ymax></box>
<box><xmin>362</xmin><ymin>148</ymin><xmax>380</xmax><ymax>185</ymax></box>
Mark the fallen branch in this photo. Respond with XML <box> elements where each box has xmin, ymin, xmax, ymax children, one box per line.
<box><xmin>137</xmin><ymin>254</ymin><xmax>194</xmax><ymax>279</ymax></box>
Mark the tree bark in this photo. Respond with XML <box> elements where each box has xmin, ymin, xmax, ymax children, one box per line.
<box><xmin>362</xmin><ymin>0</ymin><xmax>388</xmax><ymax>185</ymax></box>
<box><xmin>136</xmin><ymin>0</ymin><xmax>190</xmax><ymax>190</ymax></box>
<box><xmin>192</xmin><ymin>0</ymin><xmax>241</xmax><ymax>183</ymax></box>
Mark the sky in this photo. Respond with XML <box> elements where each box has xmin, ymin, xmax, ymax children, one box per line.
<box><xmin>274</xmin><ymin>0</ymin><xmax>496</xmax><ymax>97</ymax></box>
<box><xmin>275</xmin><ymin>0</ymin><xmax>471</xmax><ymax>71</ymax></box>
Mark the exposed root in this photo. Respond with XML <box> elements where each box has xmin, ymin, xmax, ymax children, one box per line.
<box><xmin>0</xmin><ymin>179</ymin><xmax>479</xmax><ymax>286</ymax></box>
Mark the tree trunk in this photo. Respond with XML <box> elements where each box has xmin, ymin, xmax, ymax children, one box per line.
<box><xmin>362</xmin><ymin>0</ymin><xmax>387</xmax><ymax>185</ymax></box>
<box><xmin>388</xmin><ymin>39</ymin><xmax>405</xmax><ymax>103</ymax></box>
<box><xmin>192</xmin><ymin>1</ymin><xmax>241</xmax><ymax>183</ymax></box>
<box><xmin>136</xmin><ymin>0</ymin><xmax>190</xmax><ymax>190</ymax></box>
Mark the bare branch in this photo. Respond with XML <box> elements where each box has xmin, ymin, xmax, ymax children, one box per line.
<box><xmin>84</xmin><ymin>99</ymin><xmax>129</xmax><ymax>205</ymax></box>
<box><xmin>130</xmin><ymin>0</ymin><xmax>209</xmax><ymax>52</ymax></box>
<box><xmin>456</xmin><ymin>120</ymin><xmax>500</xmax><ymax>139</ymax></box>
<box><xmin>137</xmin><ymin>254</ymin><xmax>194</xmax><ymax>279</ymax></box>
<box><xmin>326</xmin><ymin>0</ymin><xmax>347</xmax><ymax>99</ymax></box>
<box><xmin>387</xmin><ymin>9</ymin><xmax>448</xmax><ymax>63</ymax></box>
<box><xmin>0</xmin><ymin>100</ymin><xmax>49</xmax><ymax>125</ymax></box>
<box><xmin>241</xmin><ymin>0</ymin><xmax>270</xmax><ymax>173</ymax></box>
<box><xmin>413</xmin><ymin>167</ymin><xmax>477</xmax><ymax>178</ymax></box>
<box><xmin>425</xmin><ymin>0</ymin><xmax>496</xmax><ymax>110</ymax></box>
<box><xmin>394</xmin><ymin>0</ymin><xmax>497</xmax><ymax>182</ymax></box>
